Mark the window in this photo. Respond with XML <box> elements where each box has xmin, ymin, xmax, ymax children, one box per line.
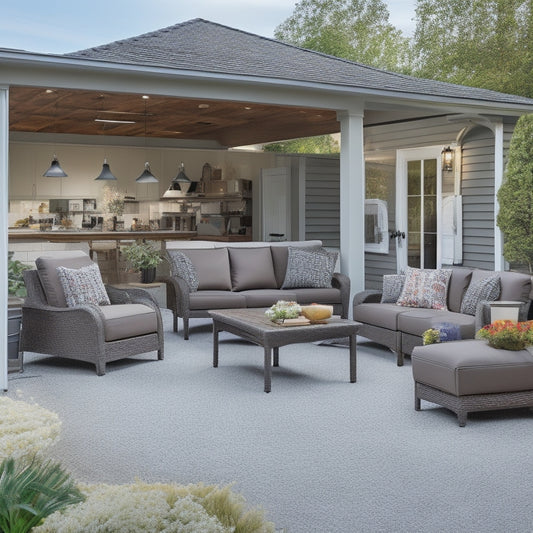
<box><xmin>364</xmin><ymin>199</ymin><xmax>388</xmax><ymax>254</ymax></box>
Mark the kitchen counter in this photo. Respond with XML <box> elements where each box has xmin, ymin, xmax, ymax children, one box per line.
<box><xmin>8</xmin><ymin>230</ymin><xmax>197</xmax><ymax>243</ymax></box>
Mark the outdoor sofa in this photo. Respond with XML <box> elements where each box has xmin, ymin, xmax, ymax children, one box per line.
<box><xmin>162</xmin><ymin>240</ymin><xmax>350</xmax><ymax>339</ymax></box>
<box><xmin>353</xmin><ymin>266</ymin><xmax>532</xmax><ymax>366</ymax></box>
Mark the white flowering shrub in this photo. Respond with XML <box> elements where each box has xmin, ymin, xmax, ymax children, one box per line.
<box><xmin>35</xmin><ymin>481</ymin><xmax>275</xmax><ymax>533</ymax></box>
<box><xmin>0</xmin><ymin>397</ymin><xmax>61</xmax><ymax>461</ymax></box>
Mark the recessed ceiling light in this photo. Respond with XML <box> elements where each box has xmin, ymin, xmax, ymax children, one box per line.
<box><xmin>244</xmin><ymin>106</ymin><xmax>252</xmax><ymax>110</ymax></box>
<box><xmin>142</xmin><ymin>95</ymin><xmax>150</xmax><ymax>100</ymax></box>
<box><xmin>45</xmin><ymin>89</ymin><xmax>55</xmax><ymax>94</ymax></box>
<box><xmin>198</xmin><ymin>103</ymin><xmax>210</xmax><ymax>109</ymax></box>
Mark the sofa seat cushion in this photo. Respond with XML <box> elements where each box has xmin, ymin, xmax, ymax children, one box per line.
<box><xmin>290</xmin><ymin>287</ymin><xmax>342</xmax><ymax>305</ymax></box>
<box><xmin>240</xmin><ymin>289</ymin><xmax>297</xmax><ymax>308</ymax></box>
<box><xmin>99</xmin><ymin>304</ymin><xmax>157</xmax><ymax>342</ymax></box>
<box><xmin>188</xmin><ymin>291</ymin><xmax>246</xmax><ymax>310</ymax></box>
<box><xmin>353</xmin><ymin>303</ymin><xmax>410</xmax><ymax>331</ymax></box>
<box><xmin>412</xmin><ymin>339</ymin><xmax>533</xmax><ymax>396</ymax></box>
<box><xmin>398</xmin><ymin>309</ymin><xmax>476</xmax><ymax>338</ymax></box>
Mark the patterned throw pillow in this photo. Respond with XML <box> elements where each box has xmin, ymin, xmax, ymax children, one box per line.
<box><xmin>381</xmin><ymin>274</ymin><xmax>406</xmax><ymax>303</ymax></box>
<box><xmin>460</xmin><ymin>274</ymin><xmax>501</xmax><ymax>315</ymax></box>
<box><xmin>56</xmin><ymin>263</ymin><xmax>110</xmax><ymax>308</ymax></box>
<box><xmin>396</xmin><ymin>267</ymin><xmax>452</xmax><ymax>310</ymax></box>
<box><xmin>166</xmin><ymin>250</ymin><xmax>199</xmax><ymax>292</ymax></box>
<box><xmin>281</xmin><ymin>247</ymin><xmax>338</xmax><ymax>289</ymax></box>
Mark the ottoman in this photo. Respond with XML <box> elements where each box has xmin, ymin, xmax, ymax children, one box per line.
<box><xmin>412</xmin><ymin>339</ymin><xmax>533</xmax><ymax>426</ymax></box>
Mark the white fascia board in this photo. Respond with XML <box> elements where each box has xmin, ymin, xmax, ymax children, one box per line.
<box><xmin>2</xmin><ymin>51</ymin><xmax>533</xmax><ymax>116</ymax></box>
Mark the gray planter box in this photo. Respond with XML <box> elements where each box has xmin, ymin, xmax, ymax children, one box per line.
<box><xmin>8</xmin><ymin>298</ymin><xmax>23</xmax><ymax>373</ymax></box>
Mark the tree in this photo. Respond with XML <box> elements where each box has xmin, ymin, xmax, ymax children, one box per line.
<box><xmin>496</xmin><ymin>114</ymin><xmax>533</xmax><ymax>273</ymax></box>
<box><xmin>263</xmin><ymin>134</ymin><xmax>339</xmax><ymax>154</ymax></box>
<box><xmin>274</xmin><ymin>0</ymin><xmax>411</xmax><ymax>73</ymax></box>
<box><xmin>411</xmin><ymin>0</ymin><xmax>533</xmax><ymax>97</ymax></box>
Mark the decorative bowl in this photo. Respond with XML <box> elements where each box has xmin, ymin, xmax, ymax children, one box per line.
<box><xmin>300</xmin><ymin>304</ymin><xmax>333</xmax><ymax>322</ymax></box>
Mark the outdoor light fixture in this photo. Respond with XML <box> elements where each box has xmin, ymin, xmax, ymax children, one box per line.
<box><xmin>135</xmin><ymin>98</ymin><xmax>158</xmax><ymax>183</ymax></box>
<box><xmin>442</xmin><ymin>146</ymin><xmax>454</xmax><ymax>172</ymax></box>
<box><xmin>43</xmin><ymin>155</ymin><xmax>68</xmax><ymax>177</ymax></box>
<box><xmin>95</xmin><ymin>158</ymin><xmax>117</xmax><ymax>181</ymax></box>
<box><xmin>163</xmin><ymin>162</ymin><xmax>191</xmax><ymax>197</ymax></box>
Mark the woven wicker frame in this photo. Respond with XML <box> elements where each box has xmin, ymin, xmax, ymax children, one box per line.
<box><xmin>21</xmin><ymin>270</ymin><xmax>164</xmax><ymax>376</ymax></box>
<box><xmin>415</xmin><ymin>381</ymin><xmax>533</xmax><ymax>427</ymax></box>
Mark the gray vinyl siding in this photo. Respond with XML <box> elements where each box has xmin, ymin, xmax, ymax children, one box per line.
<box><xmin>461</xmin><ymin>128</ymin><xmax>496</xmax><ymax>270</ymax></box>
<box><xmin>304</xmin><ymin>157</ymin><xmax>340</xmax><ymax>248</ymax></box>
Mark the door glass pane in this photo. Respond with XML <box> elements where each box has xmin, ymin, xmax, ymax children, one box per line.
<box><xmin>407</xmin><ymin>161</ymin><xmax>420</xmax><ymax>195</ymax></box>
<box><xmin>423</xmin><ymin>159</ymin><xmax>437</xmax><ymax>195</ymax></box>
<box><xmin>424</xmin><ymin>196</ymin><xmax>437</xmax><ymax>232</ymax></box>
<box><xmin>408</xmin><ymin>197</ymin><xmax>421</xmax><ymax>232</ymax></box>
<box><xmin>424</xmin><ymin>234</ymin><xmax>437</xmax><ymax>269</ymax></box>
<box><xmin>408</xmin><ymin>232</ymin><xmax>420</xmax><ymax>268</ymax></box>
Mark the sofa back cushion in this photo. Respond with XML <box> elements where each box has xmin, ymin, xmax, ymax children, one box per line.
<box><xmin>228</xmin><ymin>247</ymin><xmax>277</xmax><ymax>291</ymax></box>
<box><xmin>179</xmin><ymin>248</ymin><xmax>232</xmax><ymax>290</ymax></box>
<box><xmin>447</xmin><ymin>268</ymin><xmax>473</xmax><ymax>313</ymax></box>
<box><xmin>35</xmin><ymin>251</ymin><xmax>96</xmax><ymax>307</ymax></box>
<box><xmin>499</xmin><ymin>271</ymin><xmax>532</xmax><ymax>302</ymax></box>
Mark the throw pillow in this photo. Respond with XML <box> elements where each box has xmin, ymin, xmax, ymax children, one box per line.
<box><xmin>396</xmin><ymin>267</ymin><xmax>452</xmax><ymax>310</ymax></box>
<box><xmin>460</xmin><ymin>273</ymin><xmax>501</xmax><ymax>316</ymax></box>
<box><xmin>281</xmin><ymin>247</ymin><xmax>338</xmax><ymax>289</ymax></box>
<box><xmin>56</xmin><ymin>263</ymin><xmax>110</xmax><ymax>308</ymax></box>
<box><xmin>381</xmin><ymin>274</ymin><xmax>406</xmax><ymax>303</ymax></box>
<box><xmin>166</xmin><ymin>250</ymin><xmax>199</xmax><ymax>292</ymax></box>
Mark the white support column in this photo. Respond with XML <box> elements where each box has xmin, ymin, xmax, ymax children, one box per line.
<box><xmin>337</xmin><ymin>107</ymin><xmax>365</xmax><ymax>311</ymax></box>
<box><xmin>493</xmin><ymin>120</ymin><xmax>505</xmax><ymax>271</ymax></box>
<box><xmin>0</xmin><ymin>86</ymin><xmax>8</xmax><ymax>391</ymax></box>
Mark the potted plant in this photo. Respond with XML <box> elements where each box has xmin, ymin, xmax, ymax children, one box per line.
<box><xmin>121</xmin><ymin>241</ymin><xmax>162</xmax><ymax>283</ymax></box>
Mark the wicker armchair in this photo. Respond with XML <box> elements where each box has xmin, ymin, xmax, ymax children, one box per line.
<box><xmin>20</xmin><ymin>252</ymin><xmax>164</xmax><ymax>375</ymax></box>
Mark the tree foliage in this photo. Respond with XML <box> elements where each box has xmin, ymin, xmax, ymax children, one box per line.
<box><xmin>411</xmin><ymin>0</ymin><xmax>533</xmax><ymax>97</ymax></box>
<box><xmin>274</xmin><ymin>0</ymin><xmax>411</xmax><ymax>72</ymax></box>
<box><xmin>496</xmin><ymin>114</ymin><xmax>533</xmax><ymax>273</ymax></box>
<box><xmin>263</xmin><ymin>134</ymin><xmax>339</xmax><ymax>154</ymax></box>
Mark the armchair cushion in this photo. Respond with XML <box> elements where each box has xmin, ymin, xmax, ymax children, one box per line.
<box><xmin>98</xmin><ymin>304</ymin><xmax>158</xmax><ymax>341</ymax></box>
<box><xmin>36</xmin><ymin>251</ymin><xmax>94</xmax><ymax>307</ymax></box>
<box><xmin>56</xmin><ymin>263</ymin><xmax>110</xmax><ymax>307</ymax></box>
<box><xmin>281</xmin><ymin>247</ymin><xmax>338</xmax><ymax>289</ymax></box>
<box><xmin>228</xmin><ymin>247</ymin><xmax>277</xmax><ymax>291</ymax></box>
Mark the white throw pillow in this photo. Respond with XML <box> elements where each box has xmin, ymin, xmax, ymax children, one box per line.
<box><xmin>56</xmin><ymin>263</ymin><xmax>110</xmax><ymax>307</ymax></box>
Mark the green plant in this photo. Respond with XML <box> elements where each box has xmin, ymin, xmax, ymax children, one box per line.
<box><xmin>8</xmin><ymin>252</ymin><xmax>30</xmax><ymax>297</ymax></box>
<box><xmin>122</xmin><ymin>241</ymin><xmax>163</xmax><ymax>271</ymax></box>
<box><xmin>0</xmin><ymin>457</ymin><xmax>84</xmax><ymax>533</ymax></box>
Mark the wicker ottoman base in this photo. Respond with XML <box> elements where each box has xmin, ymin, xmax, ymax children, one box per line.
<box><xmin>415</xmin><ymin>381</ymin><xmax>533</xmax><ymax>427</ymax></box>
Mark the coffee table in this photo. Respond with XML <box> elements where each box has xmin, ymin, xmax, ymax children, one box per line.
<box><xmin>209</xmin><ymin>308</ymin><xmax>360</xmax><ymax>392</ymax></box>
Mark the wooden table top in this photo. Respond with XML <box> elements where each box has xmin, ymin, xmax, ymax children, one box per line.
<box><xmin>8</xmin><ymin>230</ymin><xmax>197</xmax><ymax>243</ymax></box>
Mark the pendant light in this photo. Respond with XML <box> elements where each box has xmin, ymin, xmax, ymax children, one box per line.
<box><xmin>43</xmin><ymin>94</ymin><xmax>68</xmax><ymax>177</ymax></box>
<box><xmin>94</xmin><ymin>95</ymin><xmax>118</xmax><ymax>180</ymax></box>
<box><xmin>163</xmin><ymin>162</ymin><xmax>191</xmax><ymax>197</ymax></box>
<box><xmin>136</xmin><ymin>96</ymin><xmax>158</xmax><ymax>183</ymax></box>
<box><xmin>95</xmin><ymin>158</ymin><xmax>117</xmax><ymax>181</ymax></box>
<box><xmin>43</xmin><ymin>154</ymin><xmax>68</xmax><ymax>177</ymax></box>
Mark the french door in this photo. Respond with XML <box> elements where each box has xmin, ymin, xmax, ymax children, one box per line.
<box><xmin>396</xmin><ymin>147</ymin><xmax>443</xmax><ymax>272</ymax></box>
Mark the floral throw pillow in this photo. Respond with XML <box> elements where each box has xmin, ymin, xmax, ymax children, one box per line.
<box><xmin>381</xmin><ymin>274</ymin><xmax>406</xmax><ymax>303</ymax></box>
<box><xmin>396</xmin><ymin>267</ymin><xmax>452</xmax><ymax>310</ymax></box>
<box><xmin>167</xmin><ymin>250</ymin><xmax>199</xmax><ymax>292</ymax></box>
<box><xmin>460</xmin><ymin>274</ymin><xmax>501</xmax><ymax>316</ymax></box>
<box><xmin>56</xmin><ymin>263</ymin><xmax>110</xmax><ymax>308</ymax></box>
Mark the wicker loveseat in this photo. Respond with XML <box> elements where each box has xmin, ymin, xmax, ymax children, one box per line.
<box><xmin>162</xmin><ymin>240</ymin><xmax>350</xmax><ymax>339</ymax></box>
<box><xmin>21</xmin><ymin>251</ymin><xmax>164</xmax><ymax>375</ymax></box>
<box><xmin>353</xmin><ymin>267</ymin><xmax>532</xmax><ymax>366</ymax></box>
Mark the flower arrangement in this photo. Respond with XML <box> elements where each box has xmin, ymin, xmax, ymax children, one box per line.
<box><xmin>265</xmin><ymin>300</ymin><xmax>301</xmax><ymax>321</ymax></box>
<box><xmin>422</xmin><ymin>323</ymin><xmax>462</xmax><ymax>345</ymax></box>
<box><xmin>0</xmin><ymin>397</ymin><xmax>62</xmax><ymax>461</ymax></box>
<box><xmin>35</xmin><ymin>481</ymin><xmax>275</xmax><ymax>533</ymax></box>
<box><xmin>477</xmin><ymin>319</ymin><xmax>533</xmax><ymax>351</ymax></box>
<box><xmin>102</xmin><ymin>185</ymin><xmax>125</xmax><ymax>217</ymax></box>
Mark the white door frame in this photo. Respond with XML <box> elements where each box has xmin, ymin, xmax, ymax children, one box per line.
<box><xmin>395</xmin><ymin>145</ymin><xmax>444</xmax><ymax>272</ymax></box>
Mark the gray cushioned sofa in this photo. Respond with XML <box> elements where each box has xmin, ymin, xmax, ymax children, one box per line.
<box><xmin>162</xmin><ymin>240</ymin><xmax>350</xmax><ymax>339</ymax></box>
<box><xmin>353</xmin><ymin>267</ymin><xmax>532</xmax><ymax>366</ymax></box>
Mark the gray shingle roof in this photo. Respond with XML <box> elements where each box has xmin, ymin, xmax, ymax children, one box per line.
<box><xmin>66</xmin><ymin>18</ymin><xmax>533</xmax><ymax>107</ymax></box>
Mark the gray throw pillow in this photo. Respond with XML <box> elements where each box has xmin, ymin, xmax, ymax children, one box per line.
<box><xmin>381</xmin><ymin>274</ymin><xmax>406</xmax><ymax>303</ymax></box>
<box><xmin>167</xmin><ymin>250</ymin><xmax>199</xmax><ymax>292</ymax></box>
<box><xmin>281</xmin><ymin>247</ymin><xmax>338</xmax><ymax>289</ymax></box>
<box><xmin>460</xmin><ymin>273</ymin><xmax>501</xmax><ymax>316</ymax></box>
<box><xmin>56</xmin><ymin>263</ymin><xmax>111</xmax><ymax>307</ymax></box>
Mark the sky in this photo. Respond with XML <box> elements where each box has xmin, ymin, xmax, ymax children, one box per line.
<box><xmin>0</xmin><ymin>0</ymin><xmax>417</xmax><ymax>55</ymax></box>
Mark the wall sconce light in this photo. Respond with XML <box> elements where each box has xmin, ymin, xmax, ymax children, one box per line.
<box><xmin>442</xmin><ymin>146</ymin><xmax>454</xmax><ymax>172</ymax></box>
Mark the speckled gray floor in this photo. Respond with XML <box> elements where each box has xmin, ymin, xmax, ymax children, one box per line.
<box><xmin>6</xmin><ymin>309</ymin><xmax>533</xmax><ymax>533</ymax></box>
